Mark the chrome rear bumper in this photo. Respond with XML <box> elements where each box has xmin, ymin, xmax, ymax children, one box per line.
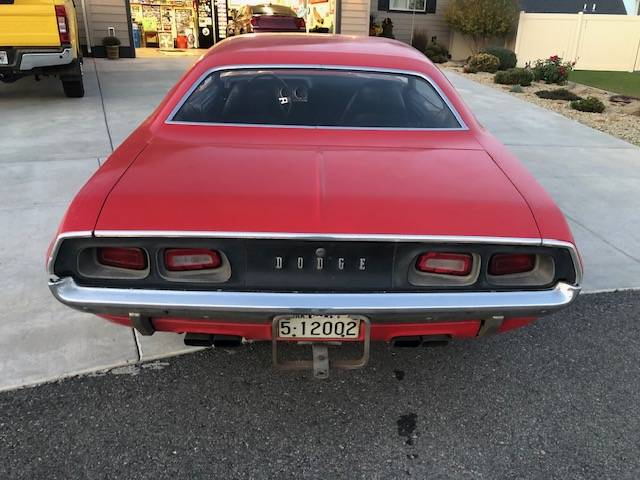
<box><xmin>49</xmin><ymin>277</ymin><xmax>580</xmax><ymax>323</ymax></box>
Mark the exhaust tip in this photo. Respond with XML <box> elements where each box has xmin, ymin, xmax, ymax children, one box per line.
<box><xmin>184</xmin><ymin>333</ymin><xmax>214</xmax><ymax>347</ymax></box>
<box><xmin>421</xmin><ymin>335</ymin><xmax>451</xmax><ymax>347</ymax></box>
<box><xmin>212</xmin><ymin>335</ymin><xmax>243</xmax><ymax>348</ymax></box>
<box><xmin>391</xmin><ymin>335</ymin><xmax>451</xmax><ymax>348</ymax></box>
<box><xmin>391</xmin><ymin>336</ymin><xmax>423</xmax><ymax>348</ymax></box>
<box><xmin>184</xmin><ymin>333</ymin><xmax>244</xmax><ymax>348</ymax></box>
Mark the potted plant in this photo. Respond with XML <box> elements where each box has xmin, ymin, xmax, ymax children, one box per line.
<box><xmin>102</xmin><ymin>36</ymin><xmax>121</xmax><ymax>60</ymax></box>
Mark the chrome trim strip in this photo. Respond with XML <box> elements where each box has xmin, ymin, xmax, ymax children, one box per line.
<box><xmin>49</xmin><ymin>277</ymin><xmax>580</xmax><ymax>321</ymax></box>
<box><xmin>46</xmin><ymin>231</ymin><xmax>93</xmax><ymax>276</ymax></box>
<box><xmin>94</xmin><ymin>230</ymin><xmax>543</xmax><ymax>245</ymax></box>
<box><xmin>164</xmin><ymin>64</ymin><xmax>469</xmax><ymax>131</ymax></box>
<box><xmin>20</xmin><ymin>48</ymin><xmax>73</xmax><ymax>70</ymax></box>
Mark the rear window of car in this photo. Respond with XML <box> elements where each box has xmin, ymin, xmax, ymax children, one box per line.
<box><xmin>251</xmin><ymin>5</ymin><xmax>296</xmax><ymax>15</ymax></box>
<box><xmin>170</xmin><ymin>68</ymin><xmax>463</xmax><ymax>129</ymax></box>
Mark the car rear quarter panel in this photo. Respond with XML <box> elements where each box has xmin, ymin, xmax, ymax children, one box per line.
<box><xmin>47</xmin><ymin>125</ymin><xmax>152</xmax><ymax>256</ymax></box>
<box><xmin>474</xmin><ymin>129</ymin><xmax>576</xmax><ymax>245</ymax></box>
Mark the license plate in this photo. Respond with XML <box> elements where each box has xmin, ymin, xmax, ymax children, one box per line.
<box><xmin>0</xmin><ymin>51</ymin><xmax>7</xmax><ymax>65</ymax></box>
<box><xmin>277</xmin><ymin>315</ymin><xmax>360</xmax><ymax>340</ymax></box>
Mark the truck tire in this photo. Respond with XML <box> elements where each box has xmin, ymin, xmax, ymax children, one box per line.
<box><xmin>62</xmin><ymin>77</ymin><xmax>85</xmax><ymax>98</ymax></box>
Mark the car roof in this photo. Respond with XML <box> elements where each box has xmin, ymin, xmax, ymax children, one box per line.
<box><xmin>199</xmin><ymin>34</ymin><xmax>439</xmax><ymax>75</ymax></box>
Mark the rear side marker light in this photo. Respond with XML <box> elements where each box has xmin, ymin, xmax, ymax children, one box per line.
<box><xmin>489</xmin><ymin>254</ymin><xmax>536</xmax><ymax>275</ymax></box>
<box><xmin>97</xmin><ymin>247</ymin><xmax>147</xmax><ymax>270</ymax></box>
<box><xmin>165</xmin><ymin>249</ymin><xmax>222</xmax><ymax>271</ymax></box>
<box><xmin>250</xmin><ymin>17</ymin><xmax>259</xmax><ymax>26</ymax></box>
<box><xmin>55</xmin><ymin>5</ymin><xmax>70</xmax><ymax>44</ymax></box>
<box><xmin>416</xmin><ymin>252</ymin><xmax>473</xmax><ymax>276</ymax></box>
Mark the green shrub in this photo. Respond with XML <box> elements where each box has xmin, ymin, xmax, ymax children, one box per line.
<box><xmin>412</xmin><ymin>30</ymin><xmax>429</xmax><ymax>53</ymax></box>
<box><xmin>534</xmin><ymin>89</ymin><xmax>582</xmax><ymax>101</ymax></box>
<box><xmin>425</xmin><ymin>41</ymin><xmax>449</xmax><ymax>63</ymax></box>
<box><xmin>509</xmin><ymin>85</ymin><xmax>523</xmax><ymax>93</ymax></box>
<box><xmin>446</xmin><ymin>0</ymin><xmax>519</xmax><ymax>52</ymax></box>
<box><xmin>494</xmin><ymin>67</ymin><xmax>534</xmax><ymax>86</ymax></box>
<box><xmin>464</xmin><ymin>53</ymin><xmax>500</xmax><ymax>73</ymax></box>
<box><xmin>380</xmin><ymin>18</ymin><xmax>394</xmax><ymax>39</ymax></box>
<box><xmin>532</xmin><ymin>55</ymin><xmax>574</xmax><ymax>84</ymax></box>
<box><xmin>570</xmin><ymin>97</ymin><xmax>605</xmax><ymax>113</ymax></box>
<box><xmin>481</xmin><ymin>47</ymin><xmax>516</xmax><ymax>70</ymax></box>
<box><xmin>102</xmin><ymin>36</ymin><xmax>121</xmax><ymax>47</ymax></box>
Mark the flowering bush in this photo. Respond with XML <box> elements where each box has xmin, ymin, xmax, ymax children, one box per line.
<box><xmin>531</xmin><ymin>55</ymin><xmax>574</xmax><ymax>84</ymax></box>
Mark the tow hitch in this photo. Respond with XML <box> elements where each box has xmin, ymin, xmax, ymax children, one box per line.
<box><xmin>271</xmin><ymin>317</ymin><xmax>371</xmax><ymax>379</ymax></box>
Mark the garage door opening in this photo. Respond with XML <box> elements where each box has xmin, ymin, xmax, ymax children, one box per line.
<box><xmin>129</xmin><ymin>0</ymin><xmax>338</xmax><ymax>54</ymax></box>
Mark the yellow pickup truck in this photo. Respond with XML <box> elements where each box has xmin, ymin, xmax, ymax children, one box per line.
<box><xmin>0</xmin><ymin>0</ymin><xmax>84</xmax><ymax>97</ymax></box>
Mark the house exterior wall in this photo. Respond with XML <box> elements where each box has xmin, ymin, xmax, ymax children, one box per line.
<box><xmin>76</xmin><ymin>0</ymin><xmax>370</xmax><ymax>57</ymax></box>
<box><xmin>339</xmin><ymin>0</ymin><xmax>371</xmax><ymax>35</ymax></box>
<box><xmin>514</xmin><ymin>12</ymin><xmax>640</xmax><ymax>71</ymax></box>
<box><xmin>76</xmin><ymin>0</ymin><xmax>135</xmax><ymax>57</ymax></box>
<box><xmin>370</xmin><ymin>0</ymin><xmax>451</xmax><ymax>46</ymax></box>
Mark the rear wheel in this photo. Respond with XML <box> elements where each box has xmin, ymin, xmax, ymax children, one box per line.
<box><xmin>62</xmin><ymin>77</ymin><xmax>85</xmax><ymax>98</ymax></box>
<box><xmin>61</xmin><ymin>60</ymin><xmax>84</xmax><ymax>98</ymax></box>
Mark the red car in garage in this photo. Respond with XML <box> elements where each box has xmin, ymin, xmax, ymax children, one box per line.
<box><xmin>47</xmin><ymin>34</ymin><xmax>582</xmax><ymax>377</ymax></box>
<box><xmin>226</xmin><ymin>4</ymin><xmax>306</xmax><ymax>36</ymax></box>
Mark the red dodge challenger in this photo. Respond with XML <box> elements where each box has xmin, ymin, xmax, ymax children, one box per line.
<box><xmin>48</xmin><ymin>35</ymin><xmax>582</xmax><ymax>377</ymax></box>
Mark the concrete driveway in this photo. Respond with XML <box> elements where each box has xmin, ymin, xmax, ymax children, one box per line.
<box><xmin>1</xmin><ymin>57</ymin><xmax>638</xmax><ymax>391</ymax></box>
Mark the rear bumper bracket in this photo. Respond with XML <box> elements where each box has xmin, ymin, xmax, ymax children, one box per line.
<box><xmin>129</xmin><ymin>312</ymin><xmax>155</xmax><ymax>336</ymax></box>
<box><xmin>477</xmin><ymin>315</ymin><xmax>504</xmax><ymax>336</ymax></box>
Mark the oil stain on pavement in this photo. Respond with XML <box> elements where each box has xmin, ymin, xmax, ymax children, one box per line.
<box><xmin>397</xmin><ymin>413</ymin><xmax>418</xmax><ymax>445</ymax></box>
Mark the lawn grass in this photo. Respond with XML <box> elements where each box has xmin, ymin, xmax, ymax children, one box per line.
<box><xmin>569</xmin><ymin>70</ymin><xmax>640</xmax><ymax>97</ymax></box>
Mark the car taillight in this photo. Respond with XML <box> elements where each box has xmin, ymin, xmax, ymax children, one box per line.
<box><xmin>165</xmin><ymin>249</ymin><xmax>222</xmax><ymax>271</ymax></box>
<box><xmin>295</xmin><ymin>17</ymin><xmax>306</xmax><ymax>29</ymax></box>
<box><xmin>97</xmin><ymin>247</ymin><xmax>147</xmax><ymax>270</ymax></box>
<box><xmin>489</xmin><ymin>253</ymin><xmax>536</xmax><ymax>275</ymax></box>
<box><xmin>55</xmin><ymin>5</ymin><xmax>70</xmax><ymax>44</ymax></box>
<box><xmin>416</xmin><ymin>252</ymin><xmax>472</xmax><ymax>276</ymax></box>
<box><xmin>250</xmin><ymin>17</ymin><xmax>259</xmax><ymax>26</ymax></box>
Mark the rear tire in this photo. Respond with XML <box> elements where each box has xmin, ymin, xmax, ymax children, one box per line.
<box><xmin>62</xmin><ymin>77</ymin><xmax>84</xmax><ymax>98</ymax></box>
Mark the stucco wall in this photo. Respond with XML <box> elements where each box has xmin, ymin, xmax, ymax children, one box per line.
<box><xmin>448</xmin><ymin>31</ymin><xmax>516</xmax><ymax>61</ymax></box>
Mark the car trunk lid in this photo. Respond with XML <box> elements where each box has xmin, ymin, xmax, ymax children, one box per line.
<box><xmin>0</xmin><ymin>0</ymin><xmax>61</xmax><ymax>47</ymax></box>
<box><xmin>94</xmin><ymin>132</ymin><xmax>540</xmax><ymax>239</ymax></box>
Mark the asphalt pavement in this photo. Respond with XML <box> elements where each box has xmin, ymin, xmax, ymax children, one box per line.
<box><xmin>2</xmin><ymin>290</ymin><xmax>639</xmax><ymax>479</ymax></box>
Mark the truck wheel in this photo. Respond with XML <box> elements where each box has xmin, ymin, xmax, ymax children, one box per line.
<box><xmin>62</xmin><ymin>78</ymin><xmax>85</xmax><ymax>98</ymax></box>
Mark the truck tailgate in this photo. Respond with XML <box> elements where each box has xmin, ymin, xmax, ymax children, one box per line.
<box><xmin>0</xmin><ymin>0</ymin><xmax>60</xmax><ymax>47</ymax></box>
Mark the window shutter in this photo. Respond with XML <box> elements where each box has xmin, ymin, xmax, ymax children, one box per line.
<box><xmin>426</xmin><ymin>0</ymin><xmax>436</xmax><ymax>13</ymax></box>
<box><xmin>378</xmin><ymin>0</ymin><xmax>390</xmax><ymax>12</ymax></box>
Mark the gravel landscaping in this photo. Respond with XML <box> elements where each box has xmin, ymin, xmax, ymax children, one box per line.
<box><xmin>444</xmin><ymin>63</ymin><xmax>640</xmax><ymax>147</ymax></box>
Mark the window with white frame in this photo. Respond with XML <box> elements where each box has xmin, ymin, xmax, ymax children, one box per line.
<box><xmin>389</xmin><ymin>0</ymin><xmax>426</xmax><ymax>12</ymax></box>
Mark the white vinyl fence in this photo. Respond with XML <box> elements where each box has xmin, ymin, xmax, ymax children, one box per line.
<box><xmin>514</xmin><ymin>12</ymin><xmax>640</xmax><ymax>71</ymax></box>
